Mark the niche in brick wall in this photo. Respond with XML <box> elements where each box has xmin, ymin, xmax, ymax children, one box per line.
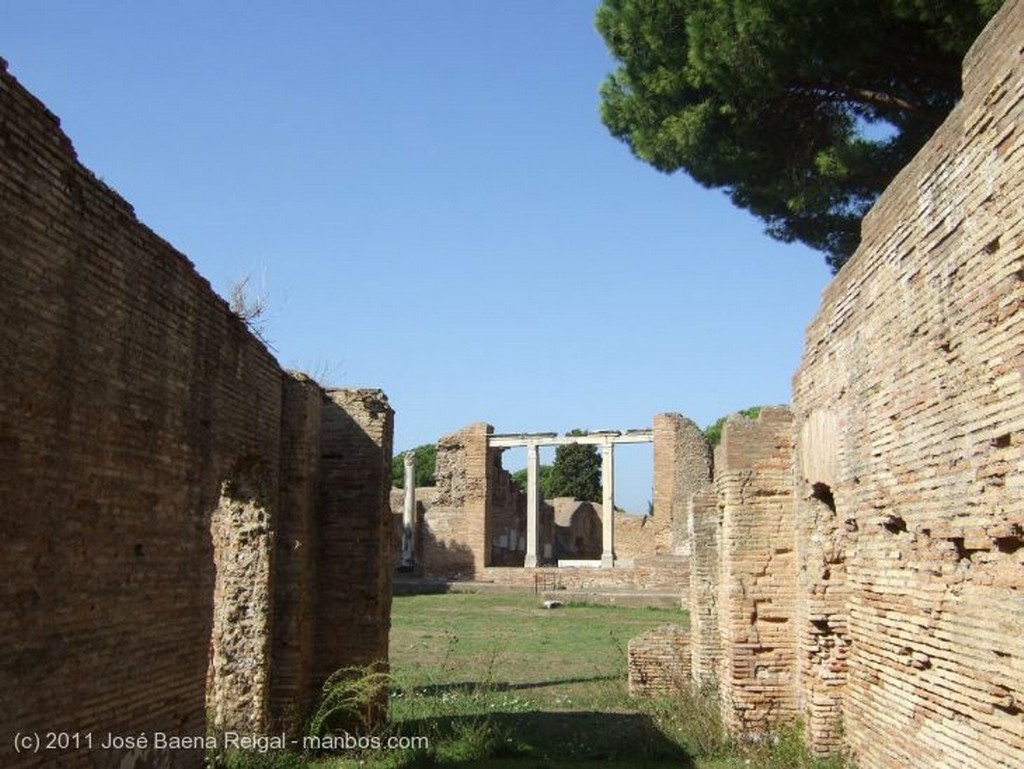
<box><xmin>206</xmin><ymin>457</ymin><xmax>274</xmax><ymax>735</ymax></box>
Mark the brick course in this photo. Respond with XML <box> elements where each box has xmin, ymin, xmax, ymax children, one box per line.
<box><xmin>628</xmin><ymin>625</ymin><xmax>692</xmax><ymax>697</ymax></box>
<box><xmin>791</xmin><ymin>1</ymin><xmax>1024</xmax><ymax>764</ymax></box>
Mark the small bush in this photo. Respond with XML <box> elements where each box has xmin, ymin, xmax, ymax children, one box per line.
<box><xmin>640</xmin><ymin>680</ymin><xmax>730</xmax><ymax>759</ymax></box>
<box><xmin>307</xmin><ymin>663</ymin><xmax>391</xmax><ymax>745</ymax></box>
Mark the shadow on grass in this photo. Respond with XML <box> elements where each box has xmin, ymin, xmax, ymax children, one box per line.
<box><xmin>406</xmin><ymin>674</ymin><xmax>619</xmax><ymax>697</ymax></box>
<box><xmin>392</xmin><ymin>709</ymin><xmax>695</xmax><ymax>767</ymax></box>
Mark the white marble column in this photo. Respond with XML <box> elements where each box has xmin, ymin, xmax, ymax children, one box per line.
<box><xmin>601</xmin><ymin>440</ymin><xmax>615</xmax><ymax>567</ymax></box>
<box><xmin>524</xmin><ymin>442</ymin><xmax>540</xmax><ymax>567</ymax></box>
<box><xmin>401</xmin><ymin>450</ymin><xmax>416</xmax><ymax>568</ymax></box>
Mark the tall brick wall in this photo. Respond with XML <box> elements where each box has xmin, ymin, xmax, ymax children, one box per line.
<box><xmin>715</xmin><ymin>408</ymin><xmax>797</xmax><ymax>734</ymax></box>
<box><xmin>314</xmin><ymin>390</ymin><xmax>394</xmax><ymax>683</ymax></box>
<box><xmin>790</xmin><ymin>2</ymin><xmax>1024</xmax><ymax>765</ymax></box>
<box><xmin>269</xmin><ymin>375</ymin><xmax>323</xmax><ymax>732</ymax></box>
<box><xmin>653</xmin><ymin>413</ymin><xmax>714</xmax><ymax>555</ymax></box>
<box><xmin>0</xmin><ymin>60</ymin><xmax>392</xmax><ymax>768</ymax></box>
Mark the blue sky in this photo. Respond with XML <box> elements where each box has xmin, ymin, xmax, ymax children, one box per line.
<box><xmin>3</xmin><ymin>1</ymin><xmax>832</xmax><ymax>511</ymax></box>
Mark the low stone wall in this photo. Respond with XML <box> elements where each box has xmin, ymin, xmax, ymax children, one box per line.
<box><xmin>481</xmin><ymin>562</ymin><xmax>685</xmax><ymax>594</ymax></box>
<box><xmin>628</xmin><ymin>625</ymin><xmax>692</xmax><ymax>697</ymax></box>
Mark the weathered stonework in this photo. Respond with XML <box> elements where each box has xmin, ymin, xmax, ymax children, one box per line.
<box><xmin>653</xmin><ymin>413</ymin><xmax>714</xmax><ymax>555</ymax></box>
<box><xmin>675</xmin><ymin>2</ymin><xmax>1024</xmax><ymax>765</ymax></box>
<box><xmin>0</xmin><ymin>61</ymin><xmax>393</xmax><ymax>768</ymax></box>
<box><xmin>628</xmin><ymin>625</ymin><xmax>692</xmax><ymax>698</ymax></box>
<box><xmin>790</xmin><ymin>1</ymin><xmax>1024</xmax><ymax>764</ymax></box>
<box><xmin>412</xmin><ymin>415</ymin><xmax>710</xmax><ymax>588</ymax></box>
<box><xmin>716</xmin><ymin>408</ymin><xmax>798</xmax><ymax>734</ymax></box>
<box><xmin>688</xmin><ymin>487</ymin><xmax>721</xmax><ymax>685</ymax></box>
<box><xmin>424</xmin><ymin>423</ymin><xmax>496</xmax><ymax>576</ymax></box>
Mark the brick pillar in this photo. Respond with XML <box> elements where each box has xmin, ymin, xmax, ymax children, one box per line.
<box><xmin>716</xmin><ymin>407</ymin><xmax>797</xmax><ymax>735</ymax></box>
<box><xmin>689</xmin><ymin>486</ymin><xmax>721</xmax><ymax>685</ymax></box>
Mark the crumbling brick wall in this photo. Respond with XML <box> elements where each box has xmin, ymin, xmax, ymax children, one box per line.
<box><xmin>628</xmin><ymin>625</ymin><xmax>692</xmax><ymax>698</ymax></box>
<box><xmin>0</xmin><ymin>60</ymin><xmax>393</xmax><ymax>768</ymax></box>
<box><xmin>715</xmin><ymin>408</ymin><xmax>797</xmax><ymax>734</ymax></box>
<box><xmin>653</xmin><ymin>413</ymin><xmax>713</xmax><ymax>555</ymax></box>
<box><xmin>424</xmin><ymin>424</ymin><xmax>490</xmax><ymax>576</ymax></box>
<box><xmin>421</xmin><ymin>424</ymin><xmax>526</xmax><ymax>577</ymax></box>
<box><xmin>790</xmin><ymin>1</ymin><xmax>1024</xmax><ymax>764</ymax></box>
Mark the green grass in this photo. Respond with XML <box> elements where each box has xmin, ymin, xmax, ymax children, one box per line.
<box><xmin>212</xmin><ymin>591</ymin><xmax>852</xmax><ymax>769</ymax></box>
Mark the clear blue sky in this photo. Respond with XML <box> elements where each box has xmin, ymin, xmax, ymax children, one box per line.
<box><xmin>3</xmin><ymin>1</ymin><xmax>832</xmax><ymax>512</ymax></box>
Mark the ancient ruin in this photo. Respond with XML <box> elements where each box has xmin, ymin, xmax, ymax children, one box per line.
<box><xmin>676</xmin><ymin>3</ymin><xmax>1024</xmax><ymax>766</ymax></box>
<box><xmin>0</xmin><ymin>60</ymin><xmax>394</xmax><ymax>768</ymax></box>
<box><xmin>392</xmin><ymin>414</ymin><xmax>712</xmax><ymax>591</ymax></box>
<box><xmin>2</xmin><ymin>0</ymin><xmax>1022</xmax><ymax>765</ymax></box>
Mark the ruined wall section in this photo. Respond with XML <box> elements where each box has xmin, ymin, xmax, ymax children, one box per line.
<box><xmin>0</xmin><ymin>60</ymin><xmax>393</xmax><ymax>768</ymax></box>
<box><xmin>207</xmin><ymin>459</ymin><xmax>276</xmax><ymax>735</ymax></box>
<box><xmin>653</xmin><ymin>413</ymin><xmax>713</xmax><ymax>555</ymax></box>
<box><xmin>314</xmin><ymin>389</ymin><xmax>394</xmax><ymax>683</ymax></box>
<box><xmin>715</xmin><ymin>408</ymin><xmax>797</xmax><ymax>734</ymax></box>
<box><xmin>425</xmin><ymin>424</ymin><xmax>489</xmax><ymax>576</ymax></box>
<box><xmin>628</xmin><ymin>625</ymin><xmax>692</xmax><ymax>698</ymax></box>
<box><xmin>792</xmin><ymin>2</ymin><xmax>1024</xmax><ymax>765</ymax></box>
<box><xmin>422</xmin><ymin>425</ymin><xmax>529</xmax><ymax>576</ymax></box>
<box><xmin>488</xmin><ymin>457</ymin><xmax>526</xmax><ymax>566</ymax></box>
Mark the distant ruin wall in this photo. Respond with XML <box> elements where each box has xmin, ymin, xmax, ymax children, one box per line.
<box><xmin>0</xmin><ymin>60</ymin><xmax>392</xmax><ymax>768</ymax></box>
<box><xmin>419</xmin><ymin>424</ymin><xmax>529</xmax><ymax>577</ymax></box>
<box><xmin>653</xmin><ymin>413</ymin><xmax>713</xmax><ymax>554</ymax></box>
<box><xmin>790</xmin><ymin>1</ymin><xmax>1024</xmax><ymax>765</ymax></box>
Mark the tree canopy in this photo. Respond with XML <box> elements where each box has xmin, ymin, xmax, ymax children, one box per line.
<box><xmin>548</xmin><ymin>430</ymin><xmax>603</xmax><ymax>503</ymax></box>
<box><xmin>391</xmin><ymin>444</ymin><xmax>437</xmax><ymax>489</ymax></box>
<box><xmin>511</xmin><ymin>464</ymin><xmax>555</xmax><ymax>498</ymax></box>
<box><xmin>704</xmin><ymin>406</ymin><xmax>762</xmax><ymax>448</ymax></box>
<box><xmin>596</xmin><ymin>0</ymin><xmax>1000</xmax><ymax>272</ymax></box>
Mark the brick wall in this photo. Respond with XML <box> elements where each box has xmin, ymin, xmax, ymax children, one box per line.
<box><xmin>790</xmin><ymin>1</ymin><xmax>1024</xmax><ymax>764</ymax></box>
<box><xmin>419</xmin><ymin>424</ymin><xmax>530</xmax><ymax>577</ymax></box>
<box><xmin>688</xmin><ymin>487</ymin><xmax>721</xmax><ymax>685</ymax></box>
<box><xmin>425</xmin><ymin>424</ymin><xmax>491</xmax><ymax>577</ymax></box>
<box><xmin>0</xmin><ymin>60</ymin><xmax>392</xmax><ymax>768</ymax></box>
<box><xmin>628</xmin><ymin>625</ymin><xmax>692</xmax><ymax>697</ymax></box>
<box><xmin>716</xmin><ymin>408</ymin><xmax>797</xmax><ymax>734</ymax></box>
<box><xmin>269</xmin><ymin>375</ymin><xmax>323</xmax><ymax>732</ymax></box>
<box><xmin>653</xmin><ymin>413</ymin><xmax>714</xmax><ymax>555</ymax></box>
<box><xmin>313</xmin><ymin>390</ymin><xmax>394</xmax><ymax>683</ymax></box>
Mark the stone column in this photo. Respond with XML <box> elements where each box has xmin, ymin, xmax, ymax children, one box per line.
<box><xmin>401</xmin><ymin>450</ymin><xmax>416</xmax><ymax>568</ymax></box>
<box><xmin>524</xmin><ymin>442</ymin><xmax>540</xmax><ymax>567</ymax></box>
<box><xmin>601</xmin><ymin>440</ymin><xmax>615</xmax><ymax>567</ymax></box>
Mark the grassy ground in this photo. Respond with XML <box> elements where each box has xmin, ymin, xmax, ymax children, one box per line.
<box><xmin>211</xmin><ymin>590</ymin><xmax>850</xmax><ymax>769</ymax></box>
